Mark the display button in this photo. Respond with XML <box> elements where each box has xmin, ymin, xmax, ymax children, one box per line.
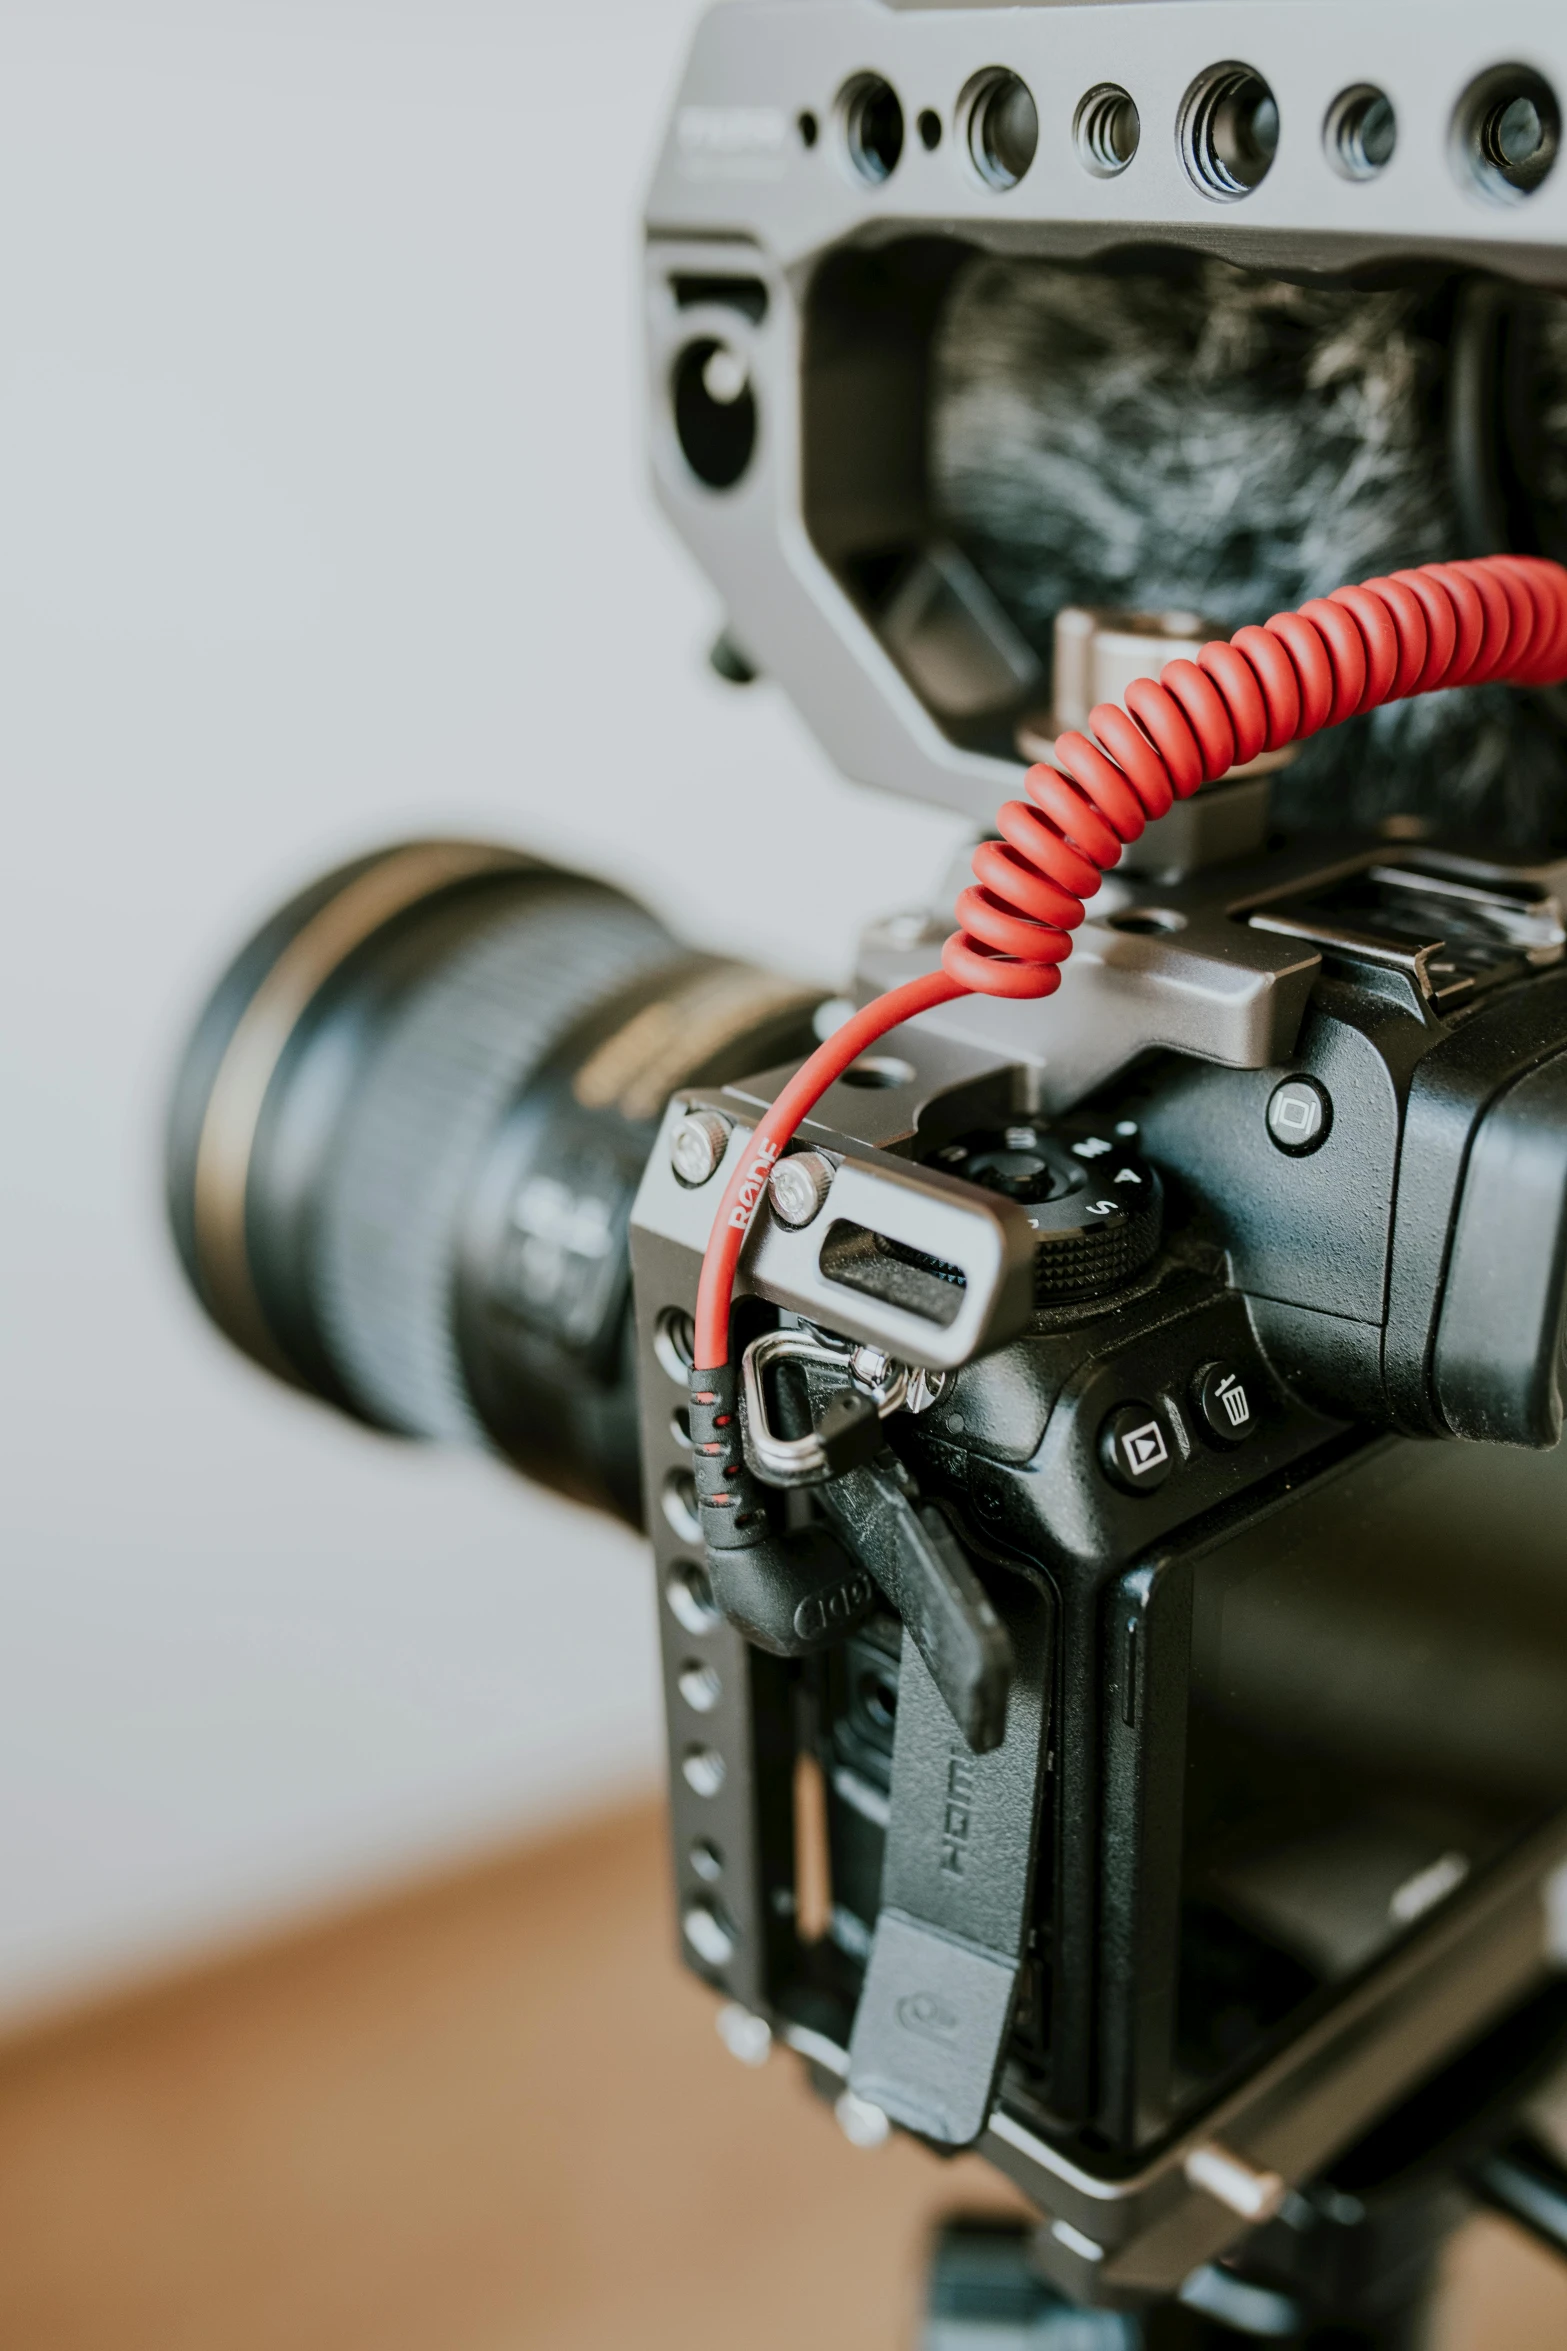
<box><xmin>1100</xmin><ymin>1402</ymin><xmax>1175</xmax><ymax>1493</ymax></box>
<box><xmin>1266</xmin><ymin>1076</ymin><xmax>1331</xmax><ymax>1155</ymax></box>
<box><xmin>1193</xmin><ymin>1360</ymin><xmax>1258</xmax><ymax>1446</ymax></box>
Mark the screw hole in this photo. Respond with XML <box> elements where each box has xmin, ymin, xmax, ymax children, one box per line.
<box><xmin>963</xmin><ymin>68</ymin><xmax>1039</xmax><ymax>190</ymax></box>
<box><xmin>797</xmin><ymin>109</ymin><xmax>818</xmax><ymax>150</ymax></box>
<box><xmin>672</xmin><ymin>338</ymin><xmax>756</xmax><ymax>491</ymax></box>
<box><xmin>839</xmin><ymin>74</ymin><xmax>904</xmax><ymax>185</ymax></box>
<box><xmin>662</xmin><ymin>1472</ymin><xmax>702</xmax><ymax>1546</ymax></box>
<box><xmin>1454</xmin><ymin>65</ymin><xmax>1559</xmax><ymax>204</ymax></box>
<box><xmin>682</xmin><ymin>1746</ymin><xmax>727</xmax><ymax>1799</ymax></box>
<box><xmin>683</xmin><ymin>1898</ymin><xmax>737</xmax><ymax>1966</ymax></box>
<box><xmin>838</xmin><ymin>1054</ymin><xmax>916</xmax><ymax>1090</ymax></box>
<box><xmin>917</xmin><ymin>107</ymin><xmax>942</xmax><ymax>151</ymax></box>
<box><xmin>1181</xmin><ymin>62</ymin><xmax>1279</xmax><ymax>200</ymax></box>
<box><xmin>690</xmin><ymin>1837</ymin><xmax>724</xmax><ymax>1883</ymax></box>
<box><xmin>1107</xmin><ymin>907</ymin><xmax>1187</xmax><ymax>936</ymax></box>
<box><xmin>667</xmin><ymin>1559</ymin><xmax>720</xmax><ymax>1636</ymax></box>
<box><xmin>1324</xmin><ymin>84</ymin><xmax>1396</xmax><ymax>180</ymax></box>
<box><xmin>1074</xmin><ymin>83</ymin><xmax>1140</xmax><ymax>177</ymax></box>
<box><xmin>679</xmin><ymin>1660</ymin><xmax>724</xmax><ymax>1714</ymax></box>
<box><xmin>654</xmin><ymin>1307</ymin><xmax>696</xmax><ymax>1384</ymax></box>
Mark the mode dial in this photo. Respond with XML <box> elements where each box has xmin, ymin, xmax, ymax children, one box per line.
<box><xmin>930</xmin><ymin>1120</ymin><xmax>1163</xmax><ymax>1304</ymax></box>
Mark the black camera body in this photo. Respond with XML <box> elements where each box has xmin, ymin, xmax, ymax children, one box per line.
<box><xmin>632</xmin><ymin>822</ymin><xmax>1567</xmax><ymax>2296</ymax></box>
<box><xmin>629</xmin><ymin>4</ymin><xmax>1567</xmax><ymax>2247</ymax></box>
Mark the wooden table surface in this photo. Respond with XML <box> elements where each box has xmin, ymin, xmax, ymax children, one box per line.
<box><xmin>0</xmin><ymin>1799</ymin><xmax>1560</xmax><ymax>2350</ymax></box>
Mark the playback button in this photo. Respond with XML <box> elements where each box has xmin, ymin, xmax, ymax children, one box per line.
<box><xmin>1100</xmin><ymin>1402</ymin><xmax>1175</xmax><ymax>1494</ymax></box>
<box><xmin>1193</xmin><ymin>1360</ymin><xmax>1258</xmax><ymax>1446</ymax></box>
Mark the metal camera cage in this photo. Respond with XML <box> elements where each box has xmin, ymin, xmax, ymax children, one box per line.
<box><xmin>645</xmin><ymin>1</ymin><xmax>1567</xmax><ymax>1109</ymax></box>
<box><xmin>638</xmin><ymin>0</ymin><xmax>1567</xmax><ymax>2310</ymax></box>
<box><xmin>646</xmin><ymin>0</ymin><xmax>1567</xmax><ymax>833</ymax></box>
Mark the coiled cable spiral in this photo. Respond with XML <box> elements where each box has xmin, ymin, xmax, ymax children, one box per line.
<box><xmin>693</xmin><ymin>554</ymin><xmax>1567</xmax><ymax>1369</ymax></box>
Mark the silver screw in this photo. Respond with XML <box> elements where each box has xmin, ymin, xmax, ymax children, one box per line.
<box><xmin>671</xmin><ymin>1109</ymin><xmax>731</xmax><ymax>1187</ymax></box>
<box><xmin>701</xmin><ymin>346</ymin><xmax>750</xmax><ymax>406</ymax></box>
<box><xmin>716</xmin><ymin>2003</ymin><xmax>773</xmax><ymax>2068</ymax></box>
<box><xmin>849</xmin><ymin>1343</ymin><xmax>893</xmax><ymax>1388</ymax></box>
<box><xmin>834</xmin><ymin>2089</ymin><xmax>891</xmax><ymax>2149</ymax></box>
<box><xmin>769</xmin><ymin>1150</ymin><xmax>834</xmax><ymax>1228</ymax></box>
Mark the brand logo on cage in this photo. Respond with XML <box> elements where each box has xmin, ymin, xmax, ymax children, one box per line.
<box><xmin>676</xmin><ymin>105</ymin><xmax>787</xmax><ymax>157</ymax></box>
<box><xmin>726</xmin><ymin>1139</ymin><xmax>781</xmax><ymax>1232</ymax></box>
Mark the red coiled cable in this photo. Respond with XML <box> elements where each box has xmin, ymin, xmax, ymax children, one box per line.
<box><xmin>693</xmin><ymin>554</ymin><xmax>1567</xmax><ymax>1370</ymax></box>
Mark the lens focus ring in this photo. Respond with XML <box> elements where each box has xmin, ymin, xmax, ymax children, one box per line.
<box><xmin>312</xmin><ymin>888</ymin><xmax>680</xmax><ymax>1442</ymax></box>
<box><xmin>168</xmin><ymin>842</ymin><xmax>822</xmax><ymax>1524</ymax></box>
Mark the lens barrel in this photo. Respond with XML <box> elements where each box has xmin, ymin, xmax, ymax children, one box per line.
<box><xmin>167</xmin><ymin>841</ymin><xmax>820</xmax><ymax>1524</ymax></box>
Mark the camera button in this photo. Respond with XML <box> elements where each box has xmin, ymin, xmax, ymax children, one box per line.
<box><xmin>1193</xmin><ymin>1360</ymin><xmax>1258</xmax><ymax>1446</ymax></box>
<box><xmin>1266</xmin><ymin>1076</ymin><xmax>1331</xmax><ymax>1155</ymax></box>
<box><xmin>1100</xmin><ymin>1402</ymin><xmax>1175</xmax><ymax>1493</ymax></box>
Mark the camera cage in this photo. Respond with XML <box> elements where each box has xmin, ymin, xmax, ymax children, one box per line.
<box><xmin>646</xmin><ymin>0</ymin><xmax>1567</xmax><ymax>830</ymax></box>
<box><xmin>637</xmin><ymin>0</ymin><xmax>1567</xmax><ymax>2308</ymax></box>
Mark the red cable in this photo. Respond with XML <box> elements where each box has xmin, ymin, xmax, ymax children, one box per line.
<box><xmin>693</xmin><ymin>554</ymin><xmax>1567</xmax><ymax>1370</ymax></box>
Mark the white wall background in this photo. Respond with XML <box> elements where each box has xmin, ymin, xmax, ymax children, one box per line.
<box><xmin>0</xmin><ymin>0</ymin><xmax>966</xmax><ymax>2018</ymax></box>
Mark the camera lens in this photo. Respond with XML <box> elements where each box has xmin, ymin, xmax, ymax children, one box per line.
<box><xmin>1454</xmin><ymin>66</ymin><xmax>1560</xmax><ymax>204</ymax></box>
<box><xmin>965</xmin><ymin>70</ymin><xmax>1039</xmax><ymax>191</ymax></box>
<box><xmin>1181</xmin><ymin>63</ymin><xmax>1279</xmax><ymax>199</ymax></box>
<box><xmin>167</xmin><ymin>841</ymin><xmax>820</xmax><ymax>1525</ymax></box>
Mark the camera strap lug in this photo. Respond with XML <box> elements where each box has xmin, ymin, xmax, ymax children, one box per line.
<box><xmin>847</xmin><ymin>1585</ymin><xmax>1052</xmax><ymax>2151</ymax></box>
<box><xmin>738</xmin><ymin>1328</ymin><xmax>944</xmax><ymax>1488</ymax></box>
